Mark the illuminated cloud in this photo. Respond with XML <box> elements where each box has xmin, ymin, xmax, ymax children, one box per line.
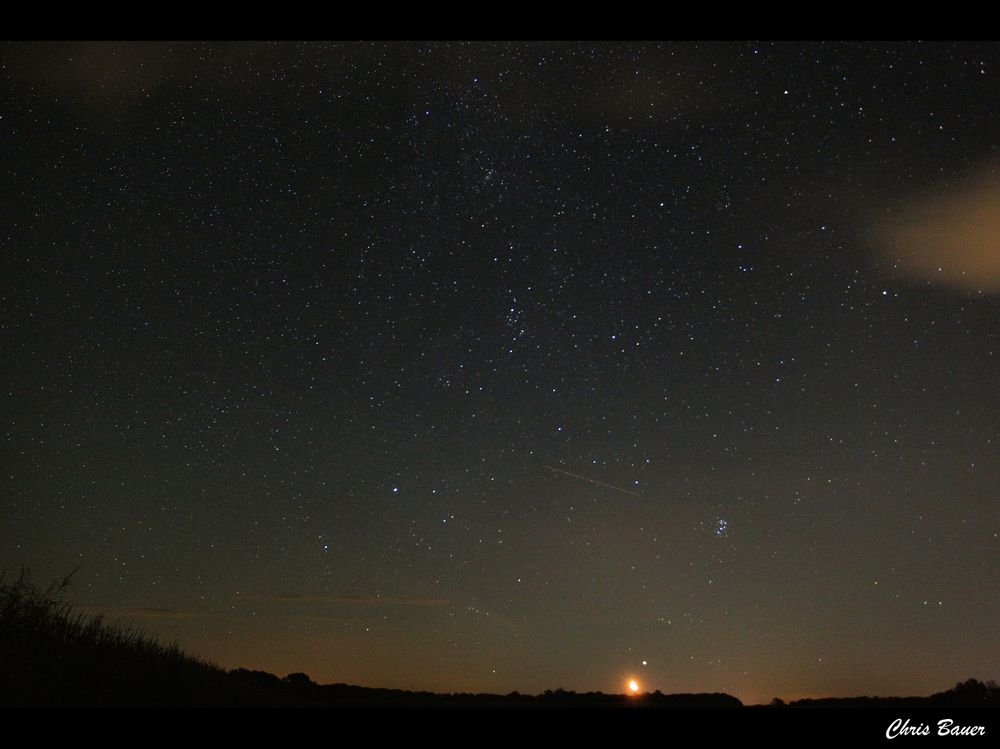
<box><xmin>875</xmin><ymin>166</ymin><xmax>1000</xmax><ymax>293</ymax></box>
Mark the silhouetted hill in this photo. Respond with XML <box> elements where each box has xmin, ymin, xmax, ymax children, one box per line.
<box><xmin>0</xmin><ymin>570</ymin><xmax>290</xmax><ymax>707</ymax></box>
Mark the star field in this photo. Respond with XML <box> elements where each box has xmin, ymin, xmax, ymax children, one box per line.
<box><xmin>2</xmin><ymin>41</ymin><xmax>999</xmax><ymax>704</ymax></box>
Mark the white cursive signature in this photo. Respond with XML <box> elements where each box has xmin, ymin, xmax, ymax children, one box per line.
<box><xmin>886</xmin><ymin>718</ymin><xmax>986</xmax><ymax>739</ymax></box>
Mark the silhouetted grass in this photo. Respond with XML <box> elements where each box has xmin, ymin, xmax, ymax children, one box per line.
<box><xmin>0</xmin><ymin>569</ymin><xmax>281</xmax><ymax>707</ymax></box>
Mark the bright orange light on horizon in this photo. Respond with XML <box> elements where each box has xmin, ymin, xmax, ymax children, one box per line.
<box><xmin>628</xmin><ymin>678</ymin><xmax>640</xmax><ymax>694</ymax></box>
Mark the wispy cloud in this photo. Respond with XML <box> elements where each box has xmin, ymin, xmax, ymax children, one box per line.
<box><xmin>237</xmin><ymin>593</ymin><xmax>449</xmax><ymax>607</ymax></box>
<box><xmin>81</xmin><ymin>605</ymin><xmax>205</xmax><ymax>620</ymax></box>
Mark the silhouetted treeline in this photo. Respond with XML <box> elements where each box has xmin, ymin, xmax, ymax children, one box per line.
<box><xmin>229</xmin><ymin>669</ymin><xmax>742</xmax><ymax>708</ymax></box>
<box><xmin>780</xmin><ymin>679</ymin><xmax>1000</xmax><ymax>708</ymax></box>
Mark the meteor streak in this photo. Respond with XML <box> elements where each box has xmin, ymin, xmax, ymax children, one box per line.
<box><xmin>543</xmin><ymin>465</ymin><xmax>642</xmax><ymax>496</ymax></box>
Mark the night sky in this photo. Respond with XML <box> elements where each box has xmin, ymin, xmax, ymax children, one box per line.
<box><xmin>3</xmin><ymin>41</ymin><xmax>999</xmax><ymax>705</ymax></box>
